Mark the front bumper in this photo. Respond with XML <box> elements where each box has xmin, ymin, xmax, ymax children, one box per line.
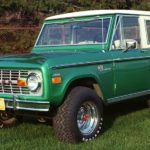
<box><xmin>5</xmin><ymin>96</ymin><xmax>50</xmax><ymax>112</ymax></box>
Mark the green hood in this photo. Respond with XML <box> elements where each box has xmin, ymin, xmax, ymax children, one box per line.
<box><xmin>0</xmin><ymin>52</ymin><xmax>82</xmax><ymax>69</ymax></box>
<box><xmin>0</xmin><ymin>51</ymin><xmax>108</xmax><ymax>69</ymax></box>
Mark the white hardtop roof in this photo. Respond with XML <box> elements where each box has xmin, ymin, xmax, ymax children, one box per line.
<box><xmin>45</xmin><ymin>10</ymin><xmax>150</xmax><ymax>20</ymax></box>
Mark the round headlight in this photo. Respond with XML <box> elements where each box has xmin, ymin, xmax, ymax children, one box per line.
<box><xmin>27</xmin><ymin>73</ymin><xmax>41</xmax><ymax>92</ymax></box>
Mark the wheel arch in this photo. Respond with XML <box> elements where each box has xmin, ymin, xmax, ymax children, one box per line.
<box><xmin>64</xmin><ymin>76</ymin><xmax>105</xmax><ymax>103</ymax></box>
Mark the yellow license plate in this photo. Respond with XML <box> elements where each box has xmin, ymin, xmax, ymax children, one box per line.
<box><xmin>0</xmin><ymin>98</ymin><xmax>5</xmax><ymax>111</ymax></box>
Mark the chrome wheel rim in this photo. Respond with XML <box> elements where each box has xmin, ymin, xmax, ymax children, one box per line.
<box><xmin>77</xmin><ymin>101</ymin><xmax>99</xmax><ymax>136</ymax></box>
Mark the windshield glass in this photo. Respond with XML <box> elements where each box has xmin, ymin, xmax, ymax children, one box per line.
<box><xmin>36</xmin><ymin>18</ymin><xmax>110</xmax><ymax>46</ymax></box>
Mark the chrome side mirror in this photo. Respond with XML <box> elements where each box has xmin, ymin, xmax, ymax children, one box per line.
<box><xmin>126</xmin><ymin>40</ymin><xmax>137</xmax><ymax>50</ymax></box>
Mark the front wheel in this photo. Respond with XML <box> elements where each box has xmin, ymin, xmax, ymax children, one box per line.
<box><xmin>53</xmin><ymin>86</ymin><xmax>103</xmax><ymax>143</ymax></box>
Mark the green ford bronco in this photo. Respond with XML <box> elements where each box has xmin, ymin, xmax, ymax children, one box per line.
<box><xmin>0</xmin><ymin>10</ymin><xmax>150</xmax><ymax>143</ymax></box>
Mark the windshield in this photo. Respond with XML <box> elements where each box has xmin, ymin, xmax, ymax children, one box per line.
<box><xmin>36</xmin><ymin>18</ymin><xmax>111</xmax><ymax>46</ymax></box>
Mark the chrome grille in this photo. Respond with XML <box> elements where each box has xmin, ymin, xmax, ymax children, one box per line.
<box><xmin>0</xmin><ymin>69</ymin><xmax>30</xmax><ymax>95</ymax></box>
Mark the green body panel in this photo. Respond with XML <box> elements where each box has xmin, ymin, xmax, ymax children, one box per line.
<box><xmin>110</xmin><ymin>49</ymin><xmax>150</xmax><ymax>97</ymax></box>
<box><xmin>0</xmin><ymin>13</ymin><xmax>150</xmax><ymax>110</ymax></box>
<box><xmin>48</xmin><ymin>51</ymin><xmax>114</xmax><ymax>105</ymax></box>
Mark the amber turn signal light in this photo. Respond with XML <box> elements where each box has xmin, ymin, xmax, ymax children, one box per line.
<box><xmin>17</xmin><ymin>79</ymin><xmax>27</xmax><ymax>87</ymax></box>
<box><xmin>52</xmin><ymin>77</ymin><xmax>62</xmax><ymax>84</ymax></box>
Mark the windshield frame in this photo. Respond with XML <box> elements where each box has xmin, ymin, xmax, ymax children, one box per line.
<box><xmin>34</xmin><ymin>17</ymin><xmax>112</xmax><ymax>47</ymax></box>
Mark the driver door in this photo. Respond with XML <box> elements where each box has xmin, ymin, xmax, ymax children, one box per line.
<box><xmin>111</xmin><ymin>15</ymin><xmax>149</xmax><ymax>97</ymax></box>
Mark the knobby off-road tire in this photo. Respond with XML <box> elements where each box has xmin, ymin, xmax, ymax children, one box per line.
<box><xmin>53</xmin><ymin>86</ymin><xmax>103</xmax><ymax>143</ymax></box>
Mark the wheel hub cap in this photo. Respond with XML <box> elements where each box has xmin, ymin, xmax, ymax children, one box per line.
<box><xmin>77</xmin><ymin>101</ymin><xmax>99</xmax><ymax>136</ymax></box>
<box><xmin>83</xmin><ymin>114</ymin><xmax>89</xmax><ymax>121</ymax></box>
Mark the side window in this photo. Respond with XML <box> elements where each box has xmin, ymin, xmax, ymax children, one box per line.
<box><xmin>112</xmin><ymin>16</ymin><xmax>141</xmax><ymax>50</ymax></box>
<box><xmin>145</xmin><ymin>20</ymin><xmax>150</xmax><ymax>44</ymax></box>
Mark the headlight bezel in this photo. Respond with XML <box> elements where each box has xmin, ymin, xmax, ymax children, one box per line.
<box><xmin>27</xmin><ymin>71</ymin><xmax>42</xmax><ymax>93</ymax></box>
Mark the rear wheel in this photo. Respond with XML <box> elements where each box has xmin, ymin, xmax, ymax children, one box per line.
<box><xmin>53</xmin><ymin>86</ymin><xmax>103</xmax><ymax>143</ymax></box>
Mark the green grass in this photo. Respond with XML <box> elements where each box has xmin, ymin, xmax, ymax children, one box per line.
<box><xmin>0</xmin><ymin>98</ymin><xmax>150</xmax><ymax>150</ymax></box>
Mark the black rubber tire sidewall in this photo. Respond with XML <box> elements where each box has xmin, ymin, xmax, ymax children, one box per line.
<box><xmin>70</xmin><ymin>87</ymin><xmax>103</xmax><ymax>142</ymax></box>
<box><xmin>53</xmin><ymin>86</ymin><xmax>103</xmax><ymax>143</ymax></box>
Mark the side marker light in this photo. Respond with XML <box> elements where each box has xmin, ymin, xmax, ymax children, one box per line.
<box><xmin>52</xmin><ymin>77</ymin><xmax>62</xmax><ymax>84</ymax></box>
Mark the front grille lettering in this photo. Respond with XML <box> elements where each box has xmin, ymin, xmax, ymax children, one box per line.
<box><xmin>0</xmin><ymin>80</ymin><xmax>12</xmax><ymax>84</ymax></box>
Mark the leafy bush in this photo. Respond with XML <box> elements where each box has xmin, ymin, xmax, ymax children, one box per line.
<box><xmin>0</xmin><ymin>28</ymin><xmax>39</xmax><ymax>54</ymax></box>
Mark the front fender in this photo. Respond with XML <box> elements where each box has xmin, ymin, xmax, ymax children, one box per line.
<box><xmin>50</xmin><ymin>66</ymin><xmax>105</xmax><ymax>106</ymax></box>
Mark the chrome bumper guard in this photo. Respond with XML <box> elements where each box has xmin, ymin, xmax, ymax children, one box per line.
<box><xmin>5</xmin><ymin>96</ymin><xmax>50</xmax><ymax>112</ymax></box>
